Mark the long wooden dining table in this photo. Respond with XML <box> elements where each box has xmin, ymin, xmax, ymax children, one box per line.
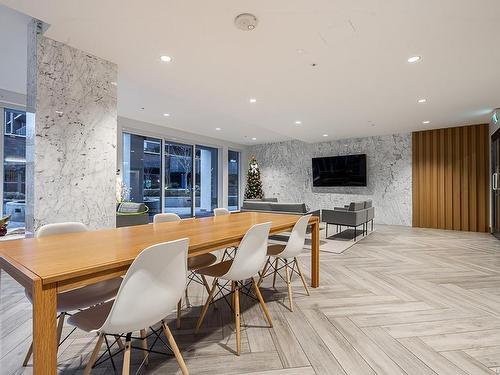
<box><xmin>0</xmin><ymin>211</ymin><xmax>320</xmax><ymax>374</ymax></box>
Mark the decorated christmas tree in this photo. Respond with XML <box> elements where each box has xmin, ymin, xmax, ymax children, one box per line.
<box><xmin>245</xmin><ymin>155</ymin><xmax>264</xmax><ymax>199</ymax></box>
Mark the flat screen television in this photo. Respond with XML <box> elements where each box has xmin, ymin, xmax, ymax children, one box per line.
<box><xmin>312</xmin><ymin>154</ymin><xmax>367</xmax><ymax>187</ymax></box>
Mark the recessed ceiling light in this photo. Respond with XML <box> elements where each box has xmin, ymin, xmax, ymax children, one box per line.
<box><xmin>215</xmin><ymin>127</ymin><xmax>221</xmax><ymax>131</ymax></box>
<box><xmin>110</xmin><ymin>81</ymin><xmax>117</xmax><ymax>86</ymax></box>
<box><xmin>296</xmin><ymin>48</ymin><xmax>305</xmax><ymax>54</ymax></box>
<box><xmin>417</xmin><ymin>98</ymin><xmax>427</xmax><ymax>103</ymax></box>
<box><xmin>160</xmin><ymin>55</ymin><xmax>172</xmax><ymax>62</ymax></box>
<box><xmin>322</xmin><ymin>134</ymin><xmax>328</xmax><ymax>137</ymax></box>
<box><xmin>249</xmin><ymin>98</ymin><xmax>257</xmax><ymax>103</ymax></box>
<box><xmin>422</xmin><ymin>120</ymin><xmax>431</xmax><ymax>124</ymax></box>
<box><xmin>163</xmin><ymin>113</ymin><xmax>170</xmax><ymax>117</ymax></box>
<box><xmin>407</xmin><ymin>56</ymin><xmax>421</xmax><ymax>63</ymax></box>
<box><xmin>295</xmin><ymin>121</ymin><xmax>302</xmax><ymax>125</ymax></box>
<box><xmin>251</xmin><ymin>137</ymin><xmax>257</xmax><ymax>140</ymax></box>
<box><xmin>55</xmin><ymin>110</ymin><xmax>63</xmax><ymax>115</ymax></box>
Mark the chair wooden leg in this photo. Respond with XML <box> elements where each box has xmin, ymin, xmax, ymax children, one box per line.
<box><xmin>257</xmin><ymin>258</ymin><xmax>271</xmax><ymax>287</ymax></box>
<box><xmin>284</xmin><ymin>259</ymin><xmax>293</xmax><ymax>311</ymax></box>
<box><xmin>122</xmin><ymin>335</ymin><xmax>132</xmax><ymax>375</ymax></box>
<box><xmin>294</xmin><ymin>257</ymin><xmax>310</xmax><ymax>296</ymax></box>
<box><xmin>272</xmin><ymin>258</ymin><xmax>279</xmax><ymax>288</ymax></box>
<box><xmin>234</xmin><ymin>282</ymin><xmax>241</xmax><ymax>356</ymax></box>
<box><xmin>252</xmin><ymin>277</ymin><xmax>273</xmax><ymax>327</ymax></box>
<box><xmin>177</xmin><ymin>299</ymin><xmax>182</xmax><ymax>329</ymax></box>
<box><xmin>23</xmin><ymin>312</ymin><xmax>65</xmax><ymax>367</ymax></box>
<box><xmin>163</xmin><ymin>321</ymin><xmax>189</xmax><ymax>375</ymax></box>
<box><xmin>200</xmin><ymin>274</ymin><xmax>211</xmax><ymax>295</ymax></box>
<box><xmin>84</xmin><ymin>333</ymin><xmax>105</xmax><ymax>375</ymax></box>
<box><xmin>195</xmin><ymin>278</ymin><xmax>218</xmax><ymax>333</ymax></box>
<box><xmin>140</xmin><ymin>329</ymin><xmax>149</xmax><ymax>366</ymax></box>
<box><xmin>231</xmin><ymin>281</ymin><xmax>235</xmax><ymax>309</ymax></box>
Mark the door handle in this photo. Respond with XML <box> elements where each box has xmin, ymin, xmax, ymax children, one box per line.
<box><xmin>493</xmin><ymin>173</ymin><xmax>498</xmax><ymax>191</ymax></box>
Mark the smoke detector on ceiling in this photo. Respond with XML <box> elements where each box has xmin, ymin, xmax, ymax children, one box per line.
<box><xmin>235</xmin><ymin>13</ymin><xmax>258</xmax><ymax>31</ymax></box>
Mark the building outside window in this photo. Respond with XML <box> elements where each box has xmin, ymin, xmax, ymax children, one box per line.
<box><xmin>3</xmin><ymin>108</ymin><xmax>26</xmax><ymax>230</ymax></box>
<box><xmin>122</xmin><ymin>133</ymin><xmax>162</xmax><ymax>221</ymax></box>
<box><xmin>228</xmin><ymin>150</ymin><xmax>240</xmax><ymax>211</ymax></box>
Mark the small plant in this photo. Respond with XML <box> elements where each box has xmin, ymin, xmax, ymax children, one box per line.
<box><xmin>0</xmin><ymin>215</ymin><xmax>11</xmax><ymax>236</ymax></box>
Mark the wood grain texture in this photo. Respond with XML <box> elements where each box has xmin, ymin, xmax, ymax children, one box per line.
<box><xmin>412</xmin><ymin>124</ymin><xmax>490</xmax><ymax>232</ymax></box>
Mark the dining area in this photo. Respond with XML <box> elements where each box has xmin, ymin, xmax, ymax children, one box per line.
<box><xmin>0</xmin><ymin>211</ymin><xmax>320</xmax><ymax>374</ymax></box>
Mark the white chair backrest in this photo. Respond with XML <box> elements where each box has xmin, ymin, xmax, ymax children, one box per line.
<box><xmin>222</xmin><ymin>222</ymin><xmax>271</xmax><ymax>281</ymax></box>
<box><xmin>36</xmin><ymin>222</ymin><xmax>88</xmax><ymax>238</ymax></box>
<box><xmin>213</xmin><ymin>208</ymin><xmax>230</xmax><ymax>216</ymax></box>
<box><xmin>279</xmin><ymin>214</ymin><xmax>312</xmax><ymax>259</ymax></box>
<box><xmin>99</xmin><ymin>238</ymin><xmax>189</xmax><ymax>334</ymax></box>
<box><xmin>153</xmin><ymin>213</ymin><xmax>181</xmax><ymax>224</ymax></box>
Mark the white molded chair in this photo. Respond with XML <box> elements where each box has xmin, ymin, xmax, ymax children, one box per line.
<box><xmin>213</xmin><ymin>207</ymin><xmax>230</xmax><ymax>216</ymax></box>
<box><xmin>153</xmin><ymin>213</ymin><xmax>182</xmax><ymax>223</ymax></box>
<box><xmin>257</xmin><ymin>214</ymin><xmax>312</xmax><ymax>311</ymax></box>
<box><xmin>23</xmin><ymin>222</ymin><xmax>122</xmax><ymax>367</ymax></box>
<box><xmin>153</xmin><ymin>213</ymin><xmax>216</xmax><ymax>328</ymax></box>
<box><xmin>68</xmin><ymin>238</ymin><xmax>190</xmax><ymax>375</ymax></box>
<box><xmin>195</xmin><ymin>222</ymin><xmax>273</xmax><ymax>355</ymax></box>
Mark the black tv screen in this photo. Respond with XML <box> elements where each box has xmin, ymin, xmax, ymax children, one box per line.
<box><xmin>312</xmin><ymin>154</ymin><xmax>367</xmax><ymax>187</ymax></box>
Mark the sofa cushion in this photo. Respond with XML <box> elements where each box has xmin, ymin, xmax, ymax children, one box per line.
<box><xmin>348</xmin><ymin>201</ymin><xmax>365</xmax><ymax>211</ymax></box>
<box><xmin>271</xmin><ymin>203</ymin><xmax>307</xmax><ymax>213</ymax></box>
<box><xmin>242</xmin><ymin>201</ymin><xmax>273</xmax><ymax>211</ymax></box>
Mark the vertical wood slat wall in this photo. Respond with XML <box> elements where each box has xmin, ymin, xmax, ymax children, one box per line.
<box><xmin>412</xmin><ymin>124</ymin><xmax>489</xmax><ymax>232</ymax></box>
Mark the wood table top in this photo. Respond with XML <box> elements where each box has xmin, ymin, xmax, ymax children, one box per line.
<box><xmin>0</xmin><ymin>212</ymin><xmax>317</xmax><ymax>285</ymax></box>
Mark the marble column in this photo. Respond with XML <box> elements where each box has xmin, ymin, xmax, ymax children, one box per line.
<box><xmin>26</xmin><ymin>20</ymin><xmax>117</xmax><ymax>233</ymax></box>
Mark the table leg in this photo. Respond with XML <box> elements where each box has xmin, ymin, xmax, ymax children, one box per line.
<box><xmin>311</xmin><ymin>220</ymin><xmax>320</xmax><ymax>288</ymax></box>
<box><xmin>32</xmin><ymin>279</ymin><xmax>57</xmax><ymax>374</ymax></box>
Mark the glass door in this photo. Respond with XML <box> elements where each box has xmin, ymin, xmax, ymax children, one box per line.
<box><xmin>122</xmin><ymin>133</ymin><xmax>162</xmax><ymax>222</ymax></box>
<box><xmin>492</xmin><ymin>129</ymin><xmax>500</xmax><ymax>239</ymax></box>
<box><xmin>195</xmin><ymin>145</ymin><xmax>218</xmax><ymax>217</ymax></box>
<box><xmin>3</xmin><ymin>108</ymin><xmax>27</xmax><ymax>230</ymax></box>
<box><xmin>164</xmin><ymin>141</ymin><xmax>194</xmax><ymax>218</ymax></box>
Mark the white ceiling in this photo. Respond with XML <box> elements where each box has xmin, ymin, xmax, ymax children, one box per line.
<box><xmin>1</xmin><ymin>0</ymin><xmax>499</xmax><ymax>145</ymax></box>
<box><xmin>0</xmin><ymin>4</ymin><xmax>29</xmax><ymax>97</ymax></box>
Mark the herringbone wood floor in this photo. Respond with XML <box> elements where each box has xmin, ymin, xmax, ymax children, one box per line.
<box><xmin>2</xmin><ymin>225</ymin><xmax>500</xmax><ymax>374</ymax></box>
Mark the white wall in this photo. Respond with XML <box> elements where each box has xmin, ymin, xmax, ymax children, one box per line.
<box><xmin>117</xmin><ymin>116</ymin><xmax>248</xmax><ymax>210</ymax></box>
<box><xmin>0</xmin><ymin>4</ymin><xmax>29</xmax><ymax>96</ymax></box>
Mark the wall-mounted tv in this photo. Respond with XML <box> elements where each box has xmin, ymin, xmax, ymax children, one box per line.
<box><xmin>312</xmin><ymin>154</ymin><xmax>367</xmax><ymax>187</ymax></box>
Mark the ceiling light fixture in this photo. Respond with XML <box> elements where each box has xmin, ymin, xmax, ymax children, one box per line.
<box><xmin>322</xmin><ymin>134</ymin><xmax>328</xmax><ymax>137</ymax></box>
<box><xmin>422</xmin><ymin>120</ymin><xmax>431</xmax><ymax>124</ymax></box>
<box><xmin>251</xmin><ymin>137</ymin><xmax>257</xmax><ymax>141</ymax></box>
<box><xmin>295</xmin><ymin>121</ymin><xmax>302</xmax><ymax>125</ymax></box>
<box><xmin>215</xmin><ymin>127</ymin><xmax>221</xmax><ymax>131</ymax></box>
<box><xmin>407</xmin><ymin>56</ymin><xmax>421</xmax><ymax>63</ymax></box>
<box><xmin>160</xmin><ymin>55</ymin><xmax>172</xmax><ymax>62</ymax></box>
<box><xmin>163</xmin><ymin>113</ymin><xmax>170</xmax><ymax>117</ymax></box>
<box><xmin>249</xmin><ymin>98</ymin><xmax>257</xmax><ymax>103</ymax></box>
<box><xmin>417</xmin><ymin>98</ymin><xmax>427</xmax><ymax>103</ymax></box>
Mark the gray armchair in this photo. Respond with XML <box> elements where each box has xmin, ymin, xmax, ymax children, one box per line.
<box><xmin>322</xmin><ymin>200</ymin><xmax>375</xmax><ymax>240</ymax></box>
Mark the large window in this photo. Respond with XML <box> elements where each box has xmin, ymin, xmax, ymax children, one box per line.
<box><xmin>3</xmin><ymin>109</ymin><xmax>26</xmax><ymax>229</ymax></box>
<box><xmin>122</xmin><ymin>133</ymin><xmax>222</xmax><ymax>219</ymax></box>
<box><xmin>228</xmin><ymin>150</ymin><xmax>240</xmax><ymax>211</ymax></box>
<box><xmin>195</xmin><ymin>145</ymin><xmax>218</xmax><ymax>217</ymax></box>
<box><xmin>122</xmin><ymin>133</ymin><xmax>162</xmax><ymax>221</ymax></box>
<box><xmin>164</xmin><ymin>141</ymin><xmax>193</xmax><ymax>218</ymax></box>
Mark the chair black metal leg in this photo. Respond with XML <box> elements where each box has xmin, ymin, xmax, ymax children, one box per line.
<box><xmin>354</xmin><ymin>226</ymin><xmax>356</xmax><ymax>241</ymax></box>
<box><xmin>326</xmin><ymin>223</ymin><xmax>328</xmax><ymax>238</ymax></box>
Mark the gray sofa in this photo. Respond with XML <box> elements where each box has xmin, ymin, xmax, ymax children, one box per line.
<box><xmin>241</xmin><ymin>199</ymin><xmax>320</xmax><ymax>218</ymax></box>
<box><xmin>322</xmin><ymin>200</ymin><xmax>375</xmax><ymax>240</ymax></box>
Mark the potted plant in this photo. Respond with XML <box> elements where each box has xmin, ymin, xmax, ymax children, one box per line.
<box><xmin>0</xmin><ymin>215</ymin><xmax>11</xmax><ymax>236</ymax></box>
